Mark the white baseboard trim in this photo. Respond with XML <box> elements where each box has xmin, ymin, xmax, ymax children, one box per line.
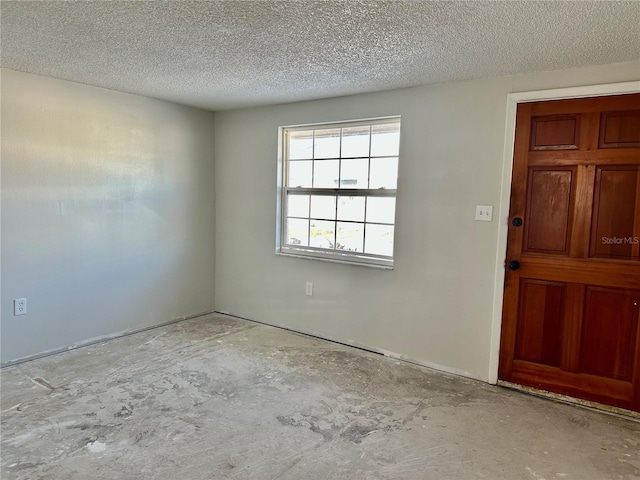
<box><xmin>215</xmin><ymin>310</ymin><xmax>486</xmax><ymax>383</ymax></box>
<box><xmin>1</xmin><ymin>309</ymin><xmax>217</xmax><ymax>368</ymax></box>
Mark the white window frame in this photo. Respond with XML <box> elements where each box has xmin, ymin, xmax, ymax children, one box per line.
<box><xmin>276</xmin><ymin>116</ymin><xmax>400</xmax><ymax>269</ymax></box>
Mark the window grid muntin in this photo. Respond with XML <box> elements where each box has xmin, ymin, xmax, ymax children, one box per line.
<box><xmin>334</xmin><ymin>127</ymin><xmax>342</xmax><ymax>248</ymax></box>
<box><xmin>281</xmin><ymin>117</ymin><xmax>399</xmax><ymax>265</ymax></box>
<box><xmin>284</xmin><ymin>191</ymin><xmax>397</xmax><ymax>255</ymax></box>
<box><xmin>287</xmin><ymin>217</ymin><xmax>394</xmax><ymax>227</ymax></box>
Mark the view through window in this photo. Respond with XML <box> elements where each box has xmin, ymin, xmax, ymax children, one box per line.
<box><xmin>278</xmin><ymin>117</ymin><xmax>400</xmax><ymax>267</ymax></box>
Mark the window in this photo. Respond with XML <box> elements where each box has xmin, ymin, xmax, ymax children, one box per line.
<box><xmin>277</xmin><ymin>117</ymin><xmax>400</xmax><ymax>268</ymax></box>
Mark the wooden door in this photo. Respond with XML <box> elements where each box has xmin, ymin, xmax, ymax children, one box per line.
<box><xmin>499</xmin><ymin>93</ymin><xmax>640</xmax><ymax>412</ymax></box>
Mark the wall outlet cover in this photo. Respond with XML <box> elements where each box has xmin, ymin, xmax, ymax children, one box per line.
<box><xmin>14</xmin><ymin>298</ymin><xmax>27</xmax><ymax>316</ymax></box>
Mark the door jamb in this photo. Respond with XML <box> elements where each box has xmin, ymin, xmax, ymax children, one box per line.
<box><xmin>488</xmin><ymin>81</ymin><xmax>640</xmax><ymax>384</ymax></box>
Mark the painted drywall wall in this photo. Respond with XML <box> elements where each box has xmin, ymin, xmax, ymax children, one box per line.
<box><xmin>1</xmin><ymin>69</ymin><xmax>216</xmax><ymax>363</ymax></box>
<box><xmin>214</xmin><ymin>60</ymin><xmax>640</xmax><ymax>382</ymax></box>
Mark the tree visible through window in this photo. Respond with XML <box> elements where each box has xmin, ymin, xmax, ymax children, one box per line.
<box><xmin>278</xmin><ymin>117</ymin><xmax>400</xmax><ymax>267</ymax></box>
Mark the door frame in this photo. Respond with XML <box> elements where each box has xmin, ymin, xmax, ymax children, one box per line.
<box><xmin>488</xmin><ymin>81</ymin><xmax>640</xmax><ymax>384</ymax></box>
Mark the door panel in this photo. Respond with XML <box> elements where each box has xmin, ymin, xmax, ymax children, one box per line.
<box><xmin>499</xmin><ymin>93</ymin><xmax>640</xmax><ymax>412</ymax></box>
<box><xmin>524</xmin><ymin>168</ymin><xmax>575</xmax><ymax>254</ymax></box>
<box><xmin>580</xmin><ymin>287</ymin><xmax>639</xmax><ymax>381</ymax></box>
<box><xmin>531</xmin><ymin>115</ymin><xmax>580</xmax><ymax>150</ymax></box>
<box><xmin>599</xmin><ymin>110</ymin><xmax>640</xmax><ymax>148</ymax></box>
<box><xmin>514</xmin><ymin>280</ymin><xmax>565</xmax><ymax>367</ymax></box>
<box><xmin>590</xmin><ymin>166</ymin><xmax>640</xmax><ymax>260</ymax></box>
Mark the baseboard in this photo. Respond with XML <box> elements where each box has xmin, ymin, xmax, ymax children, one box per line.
<box><xmin>214</xmin><ymin>310</ymin><xmax>485</xmax><ymax>383</ymax></box>
<box><xmin>1</xmin><ymin>309</ymin><xmax>216</xmax><ymax>368</ymax></box>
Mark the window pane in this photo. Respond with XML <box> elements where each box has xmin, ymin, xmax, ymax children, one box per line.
<box><xmin>340</xmin><ymin>158</ymin><xmax>368</xmax><ymax>189</ymax></box>
<box><xmin>282</xmin><ymin>119</ymin><xmax>400</xmax><ymax>264</ymax></box>
<box><xmin>337</xmin><ymin>196</ymin><xmax>365</xmax><ymax>222</ymax></box>
<box><xmin>337</xmin><ymin>222</ymin><xmax>364</xmax><ymax>252</ymax></box>
<box><xmin>287</xmin><ymin>194</ymin><xmax>309</xmax><ymax>218</ymax></box>
<box><xmin>369</xmin><ymin>157</ymin><xmax>398</xmax><ymax>189</ymax></box>
<box><xmin>313</xmin><ymin>159</ymin><xmax>339</xmax><ymax>188</ymax></box>
<box><xmin>370</xmin><ymin>123</ymin><xmax>400</xmax><ymax>157</ymax></box>
<box><xmin>287</xmin><ymin>218</ymin><xmax>309</xmax><ymax>246</ymax></box>
<box><xmin>310</xmin><ymin>220</ymin><xmax>335</xmax><ymax>249</ymax></box>
<box><xmin>310</xmin><ymin>195</ymin><xmax>336</xmax><ymax>220</ymax></box>
<box><xmin>289</xmin><ymin>130</ymin><xmax>313</xmax><ymax>159</ymax></box>
<box><xmin>314</xmin><ymin>129</ymin><xmax>340</xmax><ymax>159</ymax></box>
<box><xmin>365</xmin><ymin>224</ymin><xmax>394</xmax><ymax>256</ymax></box>
<box><xmin>366</xmin><ymin>197</ymin><xmax>396</xmax><ymax>224</ymax></box>
<box><xmin>341</xmin><ymin>126</ymin><xmax>370</xmax><ymax>158</ymax></box>
<box><xmin>288</xmin><ymin>160</ymin><xmax>312</xmax><ymax>187</ymax></box>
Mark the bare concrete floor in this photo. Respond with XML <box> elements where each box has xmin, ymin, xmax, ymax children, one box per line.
<box><xmin>1</xmin><ymin>314</ymin><xmax>639</xmax><ymax>480</ymax></box>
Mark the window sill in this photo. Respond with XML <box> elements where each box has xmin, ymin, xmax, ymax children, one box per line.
<box><xmin>276</xmin><ymin>249</ymin><xmax>394</xmax><ymax>270</ymax></box>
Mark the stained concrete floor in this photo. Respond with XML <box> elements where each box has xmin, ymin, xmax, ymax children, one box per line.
<box><xmin>1</xmin><ymin>314</ymin><xmax>639</xmax><ymax>480</ymax></box>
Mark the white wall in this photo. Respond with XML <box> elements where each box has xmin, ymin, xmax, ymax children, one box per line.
<box><xmin>214</xmin><ymin>60</ymin><xmax>640</xmax><ymax>382</ymax></box>
<box><xmin>1</xmin><ymin>69</ymin><xmax>216</xmax><ymax>363</ymax></box>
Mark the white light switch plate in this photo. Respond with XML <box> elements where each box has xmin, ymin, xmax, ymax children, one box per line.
<box><xmin>475</xmin><ymin>205</ymin><xmax>493</xmax><ymax>222</ymax></box>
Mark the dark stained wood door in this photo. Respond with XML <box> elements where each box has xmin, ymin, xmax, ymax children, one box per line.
<box><xmin>499</xmin><ymin>93</ymin><xmax>640</xmax><ymax>412</ymax></box>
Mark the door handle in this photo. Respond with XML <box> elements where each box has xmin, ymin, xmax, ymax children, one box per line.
<box><xmin>512</xmin><ymin>217</ymin><xmax>523</xmax><ymax>227</ymax></box>
<box><xmin>508</xmin><ymin>260</ymin><xmax>521</xmax><ymax>271</ymax></box>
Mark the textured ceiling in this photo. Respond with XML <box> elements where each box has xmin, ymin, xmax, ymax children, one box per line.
<box><xmin>1</xmin><ymin>1</ymin><xmax>639</xmax><ymax>111</ymax></box>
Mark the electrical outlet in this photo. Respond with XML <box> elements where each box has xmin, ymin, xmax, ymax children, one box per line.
<box><xmin>475</xmin><ymin>205</ymin><xmax>493</xmax><ymax>222</ymax></box>
<box><xmin>305</xmin><ymin>282</ymin><xmax>313</xmax><ymax>296</ymax></box>
<box><xmin>14</xmin><ymin>298</ymin><xmax>27</xmax><ymax>316</ymax></box>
